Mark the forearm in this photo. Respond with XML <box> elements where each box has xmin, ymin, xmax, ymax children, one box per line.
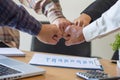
<box><xmin>83</xmin><ymin>0</ymin><xmax>120</xmax><ymax>42</ymax></box>
<box><xmin>20</xmin><ymin>0</ymin><xmax>65</xmax><ymax>23</ymax></box>
<box><xmin>44</xmin><ymin>0</ymin><xmax>65</xmax><ymax>23</ymax></box>
<box><xmin>82</xmin><ymin>0</ymin><xmax>118</xmax><ymax>21</ymax></box>
<box><xmin>0</xmin><ymin>0</ymin><xmax>41</xmax><ymax>35</ymax></box>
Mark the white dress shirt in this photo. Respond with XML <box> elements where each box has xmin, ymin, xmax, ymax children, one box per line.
<box><xmin>83</xmin><ymin>0</ymin><xmax>120</xmax><ymax>42</ymax></box>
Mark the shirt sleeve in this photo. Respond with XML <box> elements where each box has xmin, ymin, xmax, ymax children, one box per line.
<box><xmin>0</xmin><ymin>27</ymin><xmax>20</xmax><ymax>48</ymax></box>
<box><xmin>0</xmin><ymin>0</ymin><xmax>41</xmax><ymax>36</ymax></box>
<box><xmin>83</xmin><ymin>0</ymin><xmax>120</xmax><ymax>42</ymax></box>
<box><xmin>19</xmin><ymin>0</ymin><xmax>65</xmax><ymax>23</ymax></box>
<box><xmin>81</xmin><ymin>0</ymin><xmax>117</xmax><ymax>21</ymax></box>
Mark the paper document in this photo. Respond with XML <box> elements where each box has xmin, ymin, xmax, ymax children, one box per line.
<box><xmin>29</xmin><ymin>53</ymin><xmax>103</xmax><ymax>70</ymax></box>
<box><xmin>117</xmin><ymin>61</ymin><xmax>120</xmax><ymax>68</ymax></box>
<box><xmin>0</xmin><ymin>48</ymin><xmax>25</xmax><ymax>56</ymax></box>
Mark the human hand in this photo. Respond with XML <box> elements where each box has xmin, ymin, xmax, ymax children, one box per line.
<box><xmin>63</xmin><ymin>25</ymin><xmax>85</xmax><ymax>46</ymax></box>
<box><xmin>74</xmin><ymin>13</ymin><xmax>91</xmax><ymax>27</ymax></box>
<box><xmin>52</xmin><ymin>18</ymin><xmax>72</xmax><ymax>33</ymax></box>
<box><xmin>36</xmin><ymin>24</ymin><xmax>62</xmax><ymax>45</ymax></box>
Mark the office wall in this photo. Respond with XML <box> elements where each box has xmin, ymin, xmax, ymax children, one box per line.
<box><xmin>14</xmin><ymin>0</ymin><xmax>118</xmax><ymax>59</ymax></box>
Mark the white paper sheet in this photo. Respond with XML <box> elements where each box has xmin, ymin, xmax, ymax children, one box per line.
<box><xmin>0</xmin><ymin>48</ymin><xmax>25</xmax><ymax>56</ymax></box>
<box><xmin>29</xmin><ymin>53</ymin><xmax>103</xmax><ymax>70</ymax></box>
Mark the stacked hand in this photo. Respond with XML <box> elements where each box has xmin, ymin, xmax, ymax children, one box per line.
<box><xmin>64</xmin><ymin>25</ymin><xmax>85</xmax><ymax>46</ymax></box>
<box><xmin>64</xmin><ymin>13</ymin><xmax>92</xmax><ymax>46</ymax></box>
<box><xmin>36</xmin><ymin>13</ymin><xmax>91</xmax><ymax>46</ymax></box>
<box><xmin>36</xmin><ymin>24</ymin><xmax>62</xmax><ymax>45</ymax></box>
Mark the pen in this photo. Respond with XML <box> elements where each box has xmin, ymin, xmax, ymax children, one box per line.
<box><xmin>111</xmin><ymin>60</ymin><xmax>117</xmax><ymax>64</ymax></box>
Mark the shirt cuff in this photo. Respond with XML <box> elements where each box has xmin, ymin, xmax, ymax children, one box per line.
<box><xmin>83</xmin><ymin>21</ymin><xmax>100</xmax><ymax>42</ymax></box>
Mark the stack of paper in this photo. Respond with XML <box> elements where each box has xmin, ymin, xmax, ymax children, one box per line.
<box><xmin>29</xmin><ymin>53</ymin><xmax>103</xmax><ymax>70</ymax></box>
<box><xmin>0</xmin><ymin>48</ymin><xmax>25</xmax><ymax>56</ymax></box>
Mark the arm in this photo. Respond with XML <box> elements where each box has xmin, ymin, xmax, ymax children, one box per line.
<box><xmin>74</xmin><ymin>0</ymin><xmax>118</xmax><ymax>27</ymax></box>
<box><xmin>82</xmin><ymin>0</ymin><xmax>118</xmax><ymax>21</ymax></box>
<box><xmin>19</xmin><ymin>0</ymin><xmax>64</xmax><ymax>23</ymax></box>
<box><xmin>20</xmin><ymin>0</ymin><xmax>72</xmax><ymax>33</ymax></box>
<box><xmin>0</xmin><ymin>0</ymin><xmax>41</xmax><ymax>35</ymax></box>
<box><xmin>65</xmin><ymin>0</ymin><xmax>120</xmax><ymax>46</ymax></box>
<box><xmin>83</xmin><ymin>0</ymin><xmax>120</xmax><ymax>42</ymax></box>
<box><xmin>0</xmin><ymin>27</ymin><xmax>20</xmax><ymax>48</ymax></box>
<box><xmin>0</xmin><ymin>0</ymin><xmax>62</xmax><ymax>45</ymax></box>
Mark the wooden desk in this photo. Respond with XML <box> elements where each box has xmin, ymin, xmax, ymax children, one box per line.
<box><xmin>11</xmin><ymin>51</ymin><xmax>118</xmax><ymax>80</ymax></box>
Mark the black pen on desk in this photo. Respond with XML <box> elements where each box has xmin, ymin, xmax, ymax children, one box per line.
<box><xmin>111</xmin><ymin>60</ymin><xmax>117</xmax><ymax>64</ymax></box>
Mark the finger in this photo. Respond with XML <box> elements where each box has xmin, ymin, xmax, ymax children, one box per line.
<box><xmin>74</xmin><ymin>20</ymin><xmax>82</xmax><ymax>27</ymax></box>
<box><xmin>63</xmin><ymin>33</ymin><xmax>71</xmax><ymax>41</ymax></box>
<box><xmin>65</xmin><ymin>38</ymin><xmax>80</xmax><ymax>46</ymax></box>
<box><xmin>65</xmin><ymin>38</ymin><xmax>84</xmax><ymax>46</ymax></box>
<box><xmin>57</xmin><ymin>22</ymin><xmax>66</xmax><ymax>34</ymax></box>
<box><xmin>76</xmin><ymin>21</ymin><xmax>85</xmax><ymax>27</ymax></box>
<box><xmin>48</xmin><ymin>40</ymin><xmax>58</xmax><ymax>45</ymax></box>
<box><xmin>65</xmin><ymin>36</ymin><xmax>77</xmax><ymax>46</ymax></box>
<box><xmin>74</xmin><ymin>20</ymin><xmax>78</xmax><ymax>26</ymax></box>
<box><xmin>52</xmin><ymin>33</ymin><xmax>62</xmax><ymax>42</ymax></box>
<box><xmin>65</xmin><ymin>30</ymin><xmax>85</xmax><ymax>46</ymax></box>
<box><xmin>65</xmin><ymin>39</ymin><xmax>73</xmax><ymax>46</ymax></box>
<box><xmin>38</xmin><ymin>38</ymin><xmax>57</xmax><ymax>45</ymax></box>
<box><xmin>63</xmin><ymin>26</ymin><xmax>72</xmax><ymax>40</ymax></box>
<box><xmin>77</xmin><ymin>22</ymin><xmax>81</xmax><ymax>27</ymax></box>
<box><xmin>52</xmin><ymin>28</ymin><xmax>62</xmax><ymax>42</ymax></box>
<box><xmin>60</xmin><ymin>23</ymin><xmax>70</xmax><ymax>33</ymax></box>
<box><xmin>44</xmin><ymin>30</ymin><xmax>61</xmax><ymax>45</ymax></box>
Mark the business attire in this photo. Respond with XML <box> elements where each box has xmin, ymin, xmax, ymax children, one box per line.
<box><xmin>82</xmin><ymin>0</ymin><xmax>119</xmax><ymax>41</ymax></box>
<box><xmin>83</xmin><ymin>0</ymin><xmax>120</xmax><ymax>60</ymax></box>
<box><xmin>0</xmin><ymin>27</ymin><xmax>19</xmax><ymax>48</ymax></box>
<box><xmin>19</xmin><ymin>0</ymin><xmax>65</xmax><ymax>23</ymax></box>
<box><xmin>81</xmin><ymin>0</ymin><xmax>118</xmax><ymax>60</ymax></box>
<box><xmin>0</xmin><ymin>0</ymin><xmax>41</xmax><ymax>47</ymax></box>
<box><xmin>0</xmin><ymin>0</ymin><xmax>41</xmax><ymax>36</ymax></box>
<box><xmin>82</xmin><ymin>0</ymin><xmax>117</xmax><ymax>21</ymax></box>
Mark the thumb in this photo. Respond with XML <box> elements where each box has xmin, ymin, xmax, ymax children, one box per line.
<box><xmin>52</xmin><ymin>30</ymin><xmax>62</xmax><ymax>42</ymax></box>
<box><xmin>65</xmin><ymin>39</ymin><xmax>74</xmax><ymax>46</ymax></box>
<box><xmin>63</xmin><ymin>26</ymin><xmax>72</xmax><ymax>41</ymax></box>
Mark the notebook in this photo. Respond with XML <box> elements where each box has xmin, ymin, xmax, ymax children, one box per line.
<box><xmin>0</xmin><ymin>55</ymin><xmax>45</xmax><ymax>80</ymax></box>
<box><xmin>29</xmin><ymin>53</ymin><xmax>103</xmax><ymax>70</ymax></box>
<box><xmin>0</xmin><ymin>48</ymin><xmax>25</xmax><ymax>56</ymax></box>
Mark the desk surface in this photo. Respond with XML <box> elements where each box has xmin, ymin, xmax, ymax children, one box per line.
<box><xmin>11</xmin><ymin>51</ymin><xmax>118</xmax><ymax>80</ymax></box>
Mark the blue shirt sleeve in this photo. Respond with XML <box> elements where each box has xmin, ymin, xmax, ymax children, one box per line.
<box><xmin>0</xmin><ymin>0</ymin><xmax>41</xmax><ymax>36</ymax></box>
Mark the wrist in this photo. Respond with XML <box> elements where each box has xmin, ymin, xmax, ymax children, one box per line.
<box><xmin>81</xmin><ymin>13</ymin><xmax>92</xmax><ymax>22</ymax></box>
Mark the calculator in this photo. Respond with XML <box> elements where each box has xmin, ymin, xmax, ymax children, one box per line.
<box><xmin>76</xmin><ymin>70</ymin><xmax>109</xmax><ymax>80</ymax></box>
